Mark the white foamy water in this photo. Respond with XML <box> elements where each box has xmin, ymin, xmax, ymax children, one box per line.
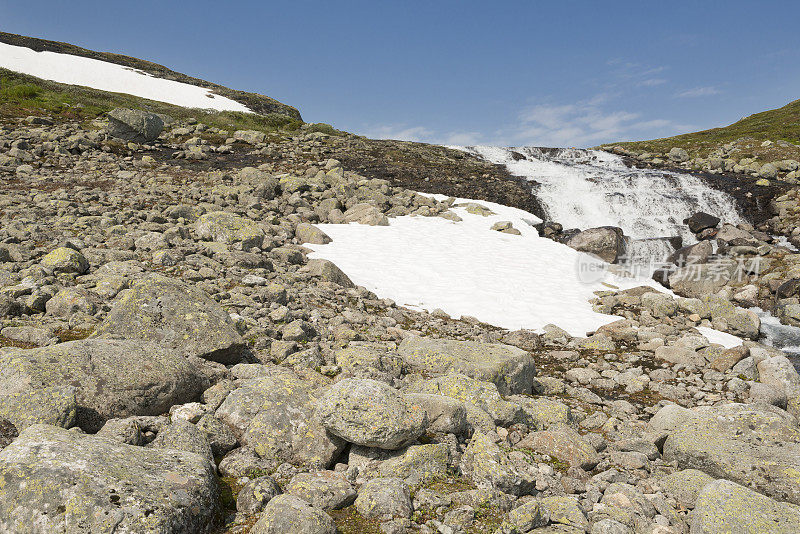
<box><xmin>467</xmin><ymin>146</ymin><xmax>744</xmax><ymax>245</ymax></box>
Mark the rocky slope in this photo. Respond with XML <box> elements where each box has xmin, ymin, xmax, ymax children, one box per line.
<box><xmin>0</xmin><ymin>105</ymin><xmax>799</xmax><ymax>534</ymax></box>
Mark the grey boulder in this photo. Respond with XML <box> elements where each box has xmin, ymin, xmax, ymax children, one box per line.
<box><xmin>0</xmin><ymin>424</ymin><xmax>219</xmax><ymax>533</ymax></box>
<box><xmin>93</xmin><ymin>274</ymin><xmax>245</xmax><ymax>364</ymax></box>
<box><xmin>251</xmin><ymin>494</ymin><xmax>335</xmax><ymax>534</ymax></box>
<box><xmin>106</xmin><ymin>108</ymin><xmax>164</xmax><ymax>143</ymax></box>
<box><xmin>315</xmin><ymin>378</ymin><xmax>428</xmax><ymax>450</ymax></box>
<box><xmin>398</xmin><ymin>335</ymin><xmax>536</xmax><ymax>395</ymax></box>
<box><xmin>0</xmin><ymin>339</ymin><xmax>203</xmax><ymax>432</ymax></box>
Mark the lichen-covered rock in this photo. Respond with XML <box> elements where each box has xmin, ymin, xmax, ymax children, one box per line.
<box><xmin>305</xmin><ymin>258</ymin><xmax>355</xmax><ymax>287</ymax></box>
<box><xmin>295</xmin><ymin>222</ymin><xmax>332</xmax><ymax>244</ymax></box>
<box><xmin>354</xmin><ymin>477</ymin><xmax>413</xmax><ymax>520</ymax></box>
<box><xmin>45</xmin><ymin>287</ymin><xmax>101</xmax><ymax>317</ymax></box>
<box><xmin>496</xmin><ymin>500</ymin><xmax>547</xmax><ymax>533</ymax></box>
<box><xmin>510</xmin><ymin>396</ymin><xmax>573</xmax><ymax>430</ymax></box>
<box><xmin>691</xmin><ymin>479</ymin><xmax>800</xmax><ymax>533</ymax></box>
<box><xmin>40</xmin><ymin>246</ymin><xmax>89</xmax><ymax>274</ymax></box>
<box><xmin>0</xmin><ymin>424</ymin><xmax>219</xmax><ymax>533</ymax></box>
<box><xmin>405</xmin><ymin>393</ymin><xmax>467</xmax><ymax>435</ymax></box>
<box><xmin>519</xmin><ymin>424</ymin><xmax>600</xmax><ymax>470</ymax></box>
<box><xmin>315</xmin><ymin>378</ymin><xmax>428</xmax><ymax>450</ymax></box>
<box><xmin>251</xmin><ymin>494</ymin><xmax>336</xmax><ymax>534</ymax></box>
<box><xmin>107</xmin><ymin>108</ymin><xmax>164</xmax><ymax>142</ymax></box>
<box><xmin>195</xmin><ymin>211</ymin><xmax>264</xmax><ymax>249</ymax></box>
<box><xmin>374</xmin><ymin>443</ymin><xmax>452</xmax><ymax>486</ymax></box>
<box><xmin>93</xmin><ymin>274</ymin><xmax>245</xmax><ymax>363</ymax></box>
<box><xmin>0</xmin><ymin>339</ymin><xmax>203</xmax><ymax>432</ymax></box>
<box><xmin>460</xmin><ymin>431</ymin><xmax>536</xmax><ymax>496</ymax></box>
<box><xmin>540</xmin><ymin>496</ymin><xmax>589</xmax><ymax>531</ymax></box>
<box><xmin>215</xmin><ymin>369</ymin><xmax>344</xmax><ymax>469</ymax></box>
<box><xmin>285</xmin><ymin>470</ymin><xmax>356</xmax><ymax>510</ymax></box>
<box><xmin>149</xmin><ymin>420</ymin><xmax>214</xmax><ymax>465</ymax></box>
<box><xmin>656</xmin><ymin>469</ymin><xmax>715</xmax><ymax>509</ymax></box>
<box><xmin>342</xmin><ymin>203</ymin><xmax>389</xmax><ymax>225</ymax></box>
<box><xmin>398</xmin><ymin>335</ymin><xmax>536</xmax><ymax>395</ymax></box>
<box><xmin>0</xmin><ymin>385</ymin><xmax>77</xmax><ymax>430</ymax></box>
<box><xmin>659</xmin><ymin>403</ymin><xmax>800</xmax><ymax>505</ymax></box>
<box><xmin>407</xmin><ymin>374</ymin><xmax>523</xmax><ymax>426</ymax></box>
<box><xmin>237</xmin><ymin>475</ymin><xmax>282</xmax><ymax>514</ymax></box>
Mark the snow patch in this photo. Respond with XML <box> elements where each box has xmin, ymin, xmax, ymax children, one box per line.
<box><xmin>696</xmin><ymin>326</ymin><xmax>743</xmax><ymax>349</ymax></box>
<box><xmin>307</xmin><ymin>198</ymin><xmax>668</xmax><ymax>336</ymax></box>
<box><xmin>0</xmin><ymin>42</ymin><xmax>251</xmax><ymax>112</ymax></box>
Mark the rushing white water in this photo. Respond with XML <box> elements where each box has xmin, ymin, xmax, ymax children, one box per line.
<box><xmin>467</xmin><ymin>146</ymin><xmax>745</xmax><ymax>245</ymax></box>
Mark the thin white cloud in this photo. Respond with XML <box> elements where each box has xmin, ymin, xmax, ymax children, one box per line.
<box><xmin>443</xmin><ymin>131</ymin><xmax>482</xmax><ymax>145</ymax></box>
<box><xmin>361</xmin><ymin>124</ymin><xmax>434</xmax><ymax>142</ymax></box>
<box><xmin>676</xmin><ymin>86</ymin><xmax>721</xmax><ymax>98</ymax></box>
<box><xmin>637</xmin><ymin>78</ymin><xmax>667</xmax><ymax>87</ymax></box>
<box><xmin>507</xmin><ymin>99</ymin><xmax>693</xmax><ymax>147</ymax></box>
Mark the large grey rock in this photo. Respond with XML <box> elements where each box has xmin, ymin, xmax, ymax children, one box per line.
<box><xmin>94</xmin><ymin>274</ymin><xmax>245</xmax><ymax>363</ymax></box>
<box><xmin>40</xmin><ymin>246</ymin><xmax>89</xmax><ymax>274</ymax></box>
<box><xmin>659</xmin><ymin>403</ymin><xmax>800</xmax><ymax>505</ymax></box>
<box><xmin>656</xmin><ymin>469</ymin><xmax>715</xmax><ymax>508</ymax></box>
<box><xmin>405</xmin><ymin>393</ymin><xmax>467</xmax><ymax>435</ymax></box>
<box><xmin>691</xmin><ymin>479</ymin><xmax>800</xmax><ymax>533</ymax></box>
<box><xmin>106</xmin><ymin>108</ymin><xmax>164</xmax><ymax>143</ymax></box>
<box><xmin>354</xmin><ymin>477</ymin><xmax>413</xmax><ymax>520</ymax></box>
<box><xmin>0</xmin><ymin>385</ymin><xmax>77</xmax><ymax>430</ymax></box>
<box><xmin>215</xmin><ymin>368</ymin><xmax>344</xmax><ymax>469</ymax></box>
<box><xmin>566</xmin><ymin>226</ymin><xmax>625</xmax><ymax>263</ymax></box>
<box><xmin>305</xmin><ymin>258</ymin><xmax>354</xmax><ymax>287</ymax></box>
<box><xmin>295</xmin><ymin>223</ymin><xmax>332</xmax><ymax>245</ymax></box>
<box><xmin>150</xmin><ymin>420</ymin><xmax>214</xmax><ymax>465</ymax></box>
<box><xmin>251</xmin><ymin>494</ymin><xmax>336</xmax><ymax>534</ymax></box>
<box><xmin>0</xmin><ymin>424</ymin><xmax>219</xmax><ymax>533</ymax></box>
<box><xmin>195</xmin><ymin>211</ymin><xmax>265</xmax><ymax>249</ymax></box>
<box><xmin>0</xmin><ymin>339</ymin><xmax>203</xmax><ymax>432</ymax></box>
<box><xmin>460</xmin><ymin>431</ymin><xmax>536</xmax><ymax>496</ymax></box>
<box><xmin>398</xmin><ymin>335</ymin><xmax>536</xmax><ymax>395</ymax></box>
<box><xmin>518</xmin><ymin>424</ymin><xmax>600</xmax><ymax>470</ymax></box>
<box><xmin>668</xmin><ymin>147</ymin><xmax>689</xmax><ymax>163</ymax></box>
<box><xmin>315</xmin><ymin>378</ymin><xmax>428</xmax><ymax>449</ymax></box>
<box><xmin>407</xmin><ymin>374</ymin><xmax>523</xmax><ymax>427</ymax></box>
<box><xmin>285</xmin><ymin>470</ymin><xmax>356</xmax><ymax>510</ymax></box>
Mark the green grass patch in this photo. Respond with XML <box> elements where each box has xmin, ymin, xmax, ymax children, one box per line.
<box><xmin>0</xmin><ymin>68</ymin><xmax>330</xmax><ymax>137</ymax></box>
<box><xmin>602</xmin><ymin>97</ymin><xmax>800</xmax><ymax>158</ymax></box>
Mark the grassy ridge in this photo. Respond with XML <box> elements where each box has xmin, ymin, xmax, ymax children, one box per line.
<box><xmin>601</xmin><ymin>98</ymin><xmax>800</xmax><ymax>158</ymax></box>
<box><xmin>0</xmin><ymin>31</ymin><xmax>301</xmax><ymax>120</ymax></box>
<box><xmin>0</xmin><ymin>68</ymin><xmax>340</xmax><ymax>136</ymax></box>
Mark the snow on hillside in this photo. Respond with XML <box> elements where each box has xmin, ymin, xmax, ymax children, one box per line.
<box><xmin>0</xmin><ymin>42</ymin><xmax>251</xmax><ymax>112</ymax></box>
<box><xmin>308</xmin><ymin>197</ymin><xmax>691</xmax><ymax>336</ymax></box>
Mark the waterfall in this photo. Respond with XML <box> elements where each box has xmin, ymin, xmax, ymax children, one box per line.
<box><xmin>466</xmin><ymin>146</ymin><xmax>745</xmax><ymax>244</ymax></box>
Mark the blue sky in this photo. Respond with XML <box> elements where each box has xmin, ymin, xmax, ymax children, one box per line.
<box><xmin>2</xmin><ymin>1</ymin><xmax>799</xmax><ymax>147</ymax></box>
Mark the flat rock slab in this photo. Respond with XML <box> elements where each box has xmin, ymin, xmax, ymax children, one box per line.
<box><xmin>398</xmin><ymin>335</ymin><xmax>535</xmax><ymax>395</ymax></box>
<box><xmin>0</xmin><ymin>424</ymin><xmax>219</xmax><ymax>534</ymax></box>
<box><xmin>659</xmin><ymin>403</ymin><xmax>800</xmax><ymax>505</ymax></box>
<box><xmin>692</xmin><ymin>479</ymin><xmax>800</xmax><ymax>533</ymax></box>
<box><xmin>0</xmin><ymin>339</ymin><xmax>203</xmax><ymax>432</ymax></box>
<box><xmin>94</xmin><ymin>274</ymin><xmax>245</xmax><ymax>364</ymax></box>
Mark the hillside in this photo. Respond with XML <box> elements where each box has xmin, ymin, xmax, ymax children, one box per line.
<box><xmin>0</xmin><ymin>31</ymin><xmax>301</xmax><ymax>119</ymax></box>
<box><xmin>600</xmin><ymin>98</ymin><xmax>800</xmax><ymax>184</ymax></box>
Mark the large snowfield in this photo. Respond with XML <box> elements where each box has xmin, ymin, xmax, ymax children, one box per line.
<box><xmin>308</xmin><ymin>197</ymin><xmax>708</xmax><ymax>337</ymax></box>
<box><xmin>0</xmin><ymin>42</ymin><xmax>251</xmax><ymax>112</ymax></box>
